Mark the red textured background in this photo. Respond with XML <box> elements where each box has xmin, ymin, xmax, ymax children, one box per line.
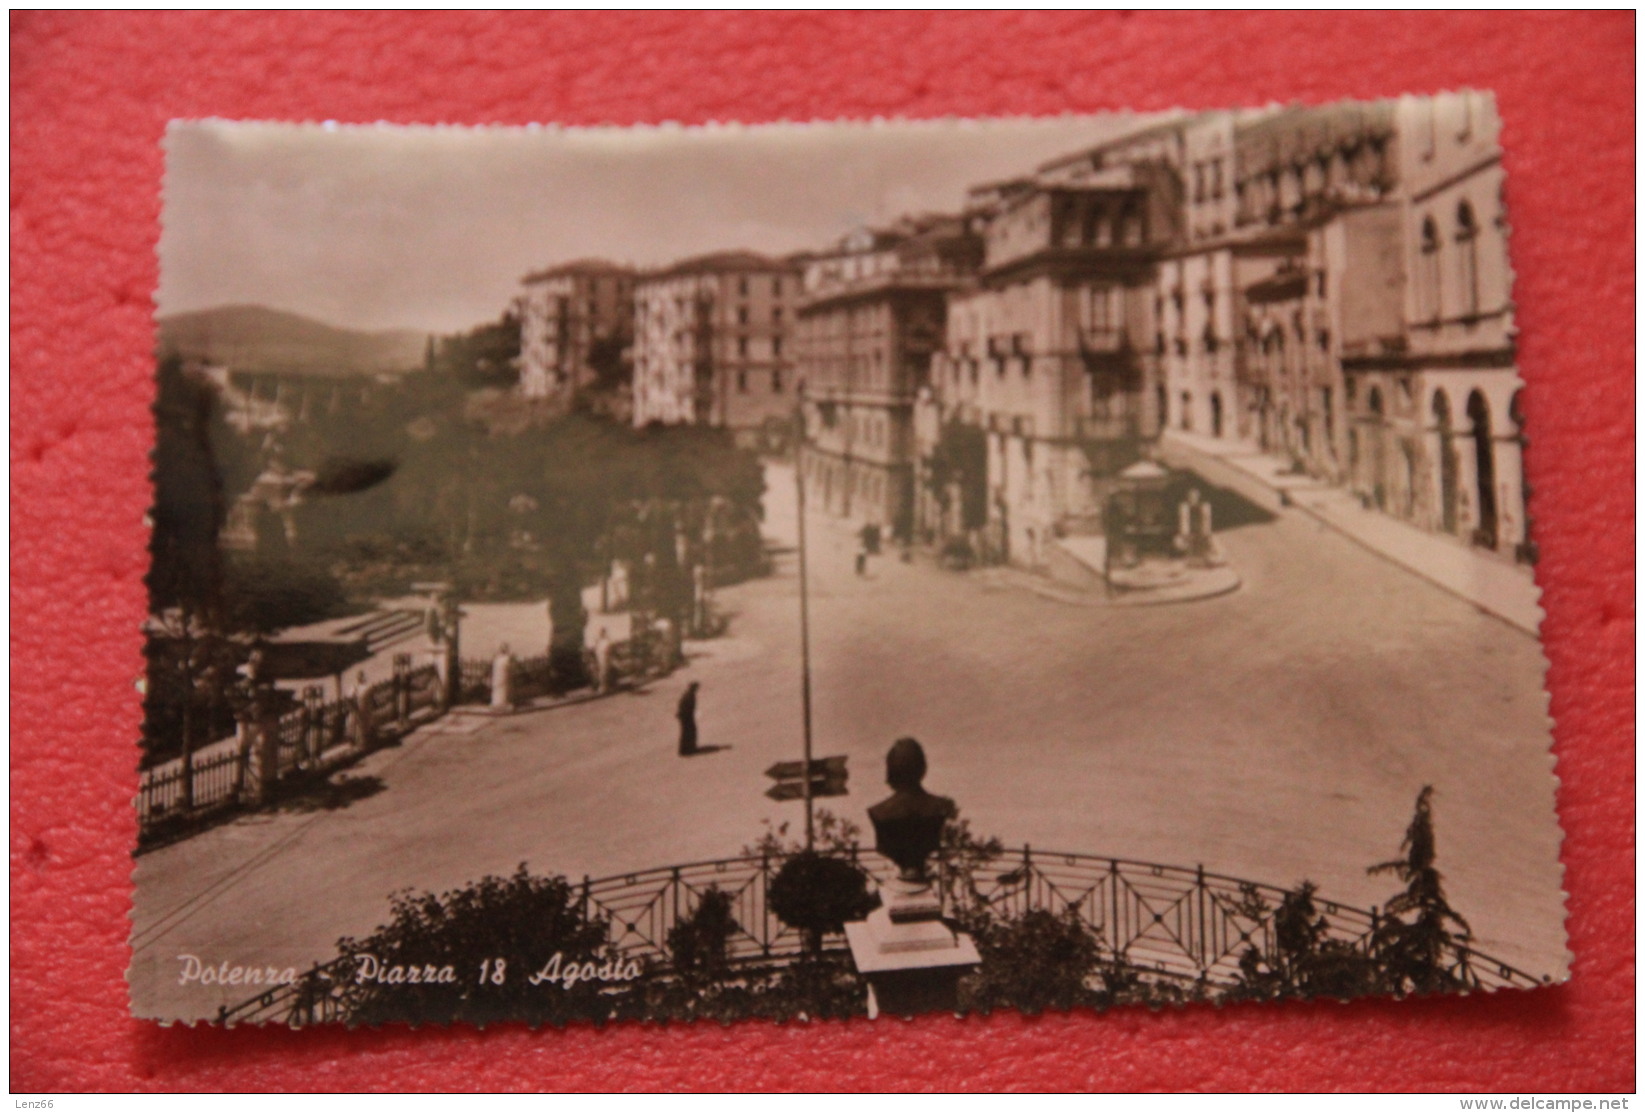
<box><xmin>9</xmin><ymin>11</ymin><xmax>1634</xmax><ymax>1093</ymax></box>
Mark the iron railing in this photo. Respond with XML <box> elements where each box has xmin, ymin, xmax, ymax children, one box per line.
<box><xmin>216</xmin><ymin>846</ymin><xmax>1548</xmax><ymax>1026</ymax></box>
<box><xmin>137</xmin><ymin>659</ymin><xmax>443</xmax><ymax>835</ymax></box>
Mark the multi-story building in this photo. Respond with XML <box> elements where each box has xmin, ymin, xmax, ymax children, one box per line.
<box><xmin>630</xmin><ymin>251</ymin><xmax>801</xmax><ymax>448</ymax></box>
<box><xmin>1150</xmin><ymin>102</ymin><xmax>1401</xmax><ymax>460</ymax></box>
<box><xmin>921</xmin><ymin>149</ymin><xmax>1175</xmax><ymax>567</ymax></box>
<box><xmin>796</xmin><ymin>216</ymin><xmax>981</xmax><ymax>540</ymax></box>
<box><xmin>1350</xmin><ymin>90</ymin><xmax>1526</xmax><ymax>559</ymax></box>
<box><xmin>1149</xmin><ymin>95</ymin><xmax>1525</xmax><ymax>561</ymax></box>
<box><xmin>518</xmin><ymin>259</ymin><xmax>636</xmax><ymax>410</ymax></box>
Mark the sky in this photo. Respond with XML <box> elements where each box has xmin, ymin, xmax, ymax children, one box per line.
<box><xmin>158</xmin><ymin>113</ymin><xmax>1166</xmax><ymax>335</ymax></box>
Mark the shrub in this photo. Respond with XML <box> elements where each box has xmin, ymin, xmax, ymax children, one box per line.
<box><xmin>1227</xmin><ymin>883</ymin><xmax>1380</xmax><ymax>1002</ymax></box>
<box><xmin>766</xmin><ymin>851</ymin><xmax>877</xmax><ymax>944</ymax></box>
<box><xmin>667</xmin><ymin>887</ymin><xmax>740</xmax><ymax>983</ymax></box>
<box><xmin>964</xmin><ymin>908</ymin><xmax>1104</xmax><ymax>1015</ymax></box>
<box><xmin>325</xmin><ymin>864</ymin><xmax>624</xmax><ymax>1027</ymax></box>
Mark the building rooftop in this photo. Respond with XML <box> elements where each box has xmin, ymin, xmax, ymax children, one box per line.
<box><xmin>644</xmin><ymin>249</ymin><xmax>799</xmax><ymax>280</ymax></box>
<box><xmin>1035</xmin><ymin>112</ymin><xmax>1192</xmax><ymax>177</ymax></box>
<box><xmin>522</xmin><ymin>257</ymin><xmax>635</xmax><ymax>283</ymax></box>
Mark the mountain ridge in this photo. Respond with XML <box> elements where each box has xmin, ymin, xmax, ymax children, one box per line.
<box><xmin>157</xmin><ymin>304</ymin><xmax>431</xmax><ymax>377</ymax></box>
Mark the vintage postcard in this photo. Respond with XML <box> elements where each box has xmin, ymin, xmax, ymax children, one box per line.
<box><xmin>134</xmin><ymin>102</ymin><xmax>1565</xmax><ymax>1027</ymax></box>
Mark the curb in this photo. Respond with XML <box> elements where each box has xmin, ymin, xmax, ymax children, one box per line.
<box><xmin>1160</xmin><ymin>434</ymin><xmax>1542</xmax><ymax>638</ymax></box>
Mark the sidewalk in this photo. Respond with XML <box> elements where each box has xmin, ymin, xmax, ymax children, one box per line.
<box><xmin>1159</xmin><ymin>430</ymin><xmax>1544</xmax><ymax>637</ymax></box>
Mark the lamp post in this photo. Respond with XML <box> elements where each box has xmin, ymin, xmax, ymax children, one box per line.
<box><xmin>795</xmin><ymin>389</ymin><xmax>816</xmax><ymax>851</ymax></box>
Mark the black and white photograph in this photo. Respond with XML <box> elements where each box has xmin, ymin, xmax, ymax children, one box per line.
<box><xmin>132</xmin><ymin>101</ymin><xmax>1565</xmax><ymax>1028</ymax></box>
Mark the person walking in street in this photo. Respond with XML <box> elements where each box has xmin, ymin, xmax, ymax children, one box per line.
<box><xmin>676</xmin><ymin>681</ymin><xmax>700</xmax><ymax>756</ymax></box>
<box><xmin>591</xmin><ymin>628</ymin><xmax>613</xmax><ymax>694</ymax></box>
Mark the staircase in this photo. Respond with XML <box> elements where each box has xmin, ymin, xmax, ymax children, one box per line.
<box><xmin>332</xmin><ymin>608</ymin><xmax>426</xmax><ymax>654</ymax></box>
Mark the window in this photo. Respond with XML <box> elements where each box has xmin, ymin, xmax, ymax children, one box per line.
<box><xmin>738</xmin><ymin>306</ymin><xmax>749</xmax><ymax>325</ymax></box>
<box><xmin>773</xmin><ymin>336</ymin><xmax>783</xmax><ymax>357</ymax></box>
<box><xmin>737</xmin><ymin>371</ymin><xmax>749</xmax><ymax>393</ymax></box>
<box><xmin>738</xmin><ymin>277</ymin><xmax>749</xmax><ymax>296</ymax></box>
<box><xmin>1420</xmin><ymin>216</ymin><xmax>1442</xmax><ymax>321</ymax></box>
<box><xmin>1088</xmin><ymin>286</ymin><xmax>1114</xmax><ymax>331</ymax></box>
<box><xmin>737</xmin><ymin>337</ymin><xmax>749</xmax><ymax>357</ymax></box>
<box><xmin>773</xmin><ymin>306</ymin><xmax>783</xmax><ymax>322</ymax></box>
<box><xmin>1456</xmin><ymin>201</ymin><xmax>1480</xmax><ymax>317</ymax></box>
<box><xmin>772</xmin><ymin>370</ymin><xmax>783</xmax><ymax>393</ymax></box>
<box><xmin>772</xmin><ymin>276</ymin><xmax>782</xmax><ymax>296</ymax></box>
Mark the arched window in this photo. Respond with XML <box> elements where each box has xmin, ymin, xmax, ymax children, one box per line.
<box><xmin>1456</xmin><ymin>201</ymin><xmax>1481</xmax><ymax>318</ymax></box>
<box><xmin>1419</xmin><ymin>217</ymin><xmax>1442</xmax><ymax>322</ymax></box>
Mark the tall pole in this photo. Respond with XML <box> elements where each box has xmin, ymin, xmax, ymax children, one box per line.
<box><xmin>795</xmin><ymin>390</ymin><xmax>816</xmax><ymax>851</ymax></box>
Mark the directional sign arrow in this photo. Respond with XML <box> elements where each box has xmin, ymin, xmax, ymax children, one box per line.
<box><xmin>766</xmin><ymin>774</ymin><xmax>849</xmax><ymax>802</ymax></box>
<box><xmin>765</xmin><ymin>755</ymin><xmax>847</xmax><ymax>781</ymax></box>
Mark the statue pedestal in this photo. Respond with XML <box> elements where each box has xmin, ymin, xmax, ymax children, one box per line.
<box><xmin>845</xmin><ymin>879</ymin><xmax>979</xmax><ymax>1019</ymax></box>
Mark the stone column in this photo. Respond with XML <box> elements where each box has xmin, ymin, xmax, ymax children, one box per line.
<box><xmin>393</xmin><ymin>652</ymin><xmax>412</xmax><ymax>730</ymax></box>
<box><xmin>243</xmin><ymin>696</ymin><xmax>281</xmax><ymax>805</ymax></box>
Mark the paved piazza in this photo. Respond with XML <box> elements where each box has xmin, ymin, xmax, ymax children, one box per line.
<box><xmin>130</xmin><ymin>463</ymin><xmax>1565</xmax><ymax>1019</ymax></box>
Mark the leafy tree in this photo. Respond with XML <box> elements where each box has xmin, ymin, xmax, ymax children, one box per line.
<box><xmin>1227</xmin><ymin>786</ymin><xmax>1476</xmax><ymax>1003</ymax></box>
<box><xmin>1228</xmin><ymin>883</ymin><xmax>1380</xmax><ymax>1002</ymax></box>
<box><xmin>220</xmin><ymin>552</ymin><xmax>357</xmax><ymax>635</ymax></box>
<box><xmin>427</xmin><ymin>310</ymin><xmax>522</xmax><ymax>390</ymax></box>
<box><xmin>1367</xmin><ymin>785</ymin><xmax>1476</xmax><ymax>994</ymax></box>
<box><xmin>146</xmin><ymin>357</ymin><xmax>240</xmax><ymax>777</ymax></box>
<box><xmin>585</xmin><ymin>334</ymin><xmax>629</xmax><ymax>396</ymax></box>
<box><xmin>328</xmin><ymin>864</ymin><xmax>624</xmax><ymax>1027</ymax></box>
<box><xmin>767</xmin><ymin>851</ymin><xmax>878</xmax><ymax>953</ymax></box>
<box><xmin>936</xmin><ymin>817</ymin><xmax>1006</xmax><ymax>931</ymax></box>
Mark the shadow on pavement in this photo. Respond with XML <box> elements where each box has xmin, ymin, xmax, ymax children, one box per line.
<box><xmin>1198</xmin><ymin>482</ymin><xmax>1277</xmax><ymax>532</ymax></box>
<box><xmin>274</xmin><ymin>772</ymin><xmax>387</xmax><ymax>815</ymax></box>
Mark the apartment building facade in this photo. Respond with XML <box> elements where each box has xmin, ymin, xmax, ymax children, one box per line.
<box><xmin>518</xmin><ymin>259</ymin><xmax>636</xmax><ymax>410</ymax></box>
<box><xmin>1365</xmin><ymin>90</ymin><xmax>1527</xmax><ymax>559</ymax></box>
<box><xmin>920</xmin><ymin>155</ymin><xmax>1174</xmax><ymax>567</ymax></box>
<box><xmin>630</xmin><ymin>251</ymin><xmax>801</xmax><ymax>448</ymax></box>
<box><xmin>796</xmin><ymin>217</ymin><xmax>980</xmax><ymax>539</ymax></box>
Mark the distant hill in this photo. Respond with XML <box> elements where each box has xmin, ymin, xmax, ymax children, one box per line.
<box><xmin>157</xmin><ymin>305</ymin><xmax>430</xmax><ymax>377</ymax></box>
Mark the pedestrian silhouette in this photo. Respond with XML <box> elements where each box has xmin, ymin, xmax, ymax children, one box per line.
<box><xmin>676</xmin><ymin>681</ymin><xmax>700</xmax><ymax>756</ymax></box>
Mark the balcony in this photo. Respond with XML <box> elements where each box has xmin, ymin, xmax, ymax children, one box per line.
<box><xmin>1074</xmin><ymin>414</ymin><xmax>1141</xmax><ymax>442</ymax></box>
<box><xmin>1077</xmin><ymin>326</ymin><xmax>1128</xmax><ymax>355</ymax></box>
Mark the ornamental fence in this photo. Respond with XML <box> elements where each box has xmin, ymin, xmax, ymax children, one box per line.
<box><xmin>138</xmin><ymin>657</ymin><xmax>444</xmax><ymax>841</ymax></box>
<box><xmin>216</xmin><ymin>846</ymin><xmax>1547</xmax><ymax>1026</ymax></box>
<box><xmin>138</xmin><ymin>636</ymin><xmax>649</xmax><ymax>844</ymax></box>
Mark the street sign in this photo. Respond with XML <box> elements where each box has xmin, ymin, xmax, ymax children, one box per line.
<box><xmin>764</xmin><ymin>755</ymin><xmax>848</xmax><ymax>802</ymax></box>
<box><xmin>764</xmin><ymin>756</ymin><xmax>847</xmax><ymax>781</ymax></box>
<box><xmin>766</xmin><ymin>775</ymin><xmax>848</xmax><ymax>802</ymax></box>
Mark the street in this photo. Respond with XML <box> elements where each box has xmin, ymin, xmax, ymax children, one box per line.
<box><xmin>130</xmin><ymin>462</ymin><xmax>1565</xmax><ymax>1020</ymax></box>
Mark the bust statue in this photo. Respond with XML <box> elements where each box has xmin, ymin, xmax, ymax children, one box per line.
<box><xmin>867</xmin><ymin>737</ymin><xmax>957</xmax><ymax>883</ymax></box>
